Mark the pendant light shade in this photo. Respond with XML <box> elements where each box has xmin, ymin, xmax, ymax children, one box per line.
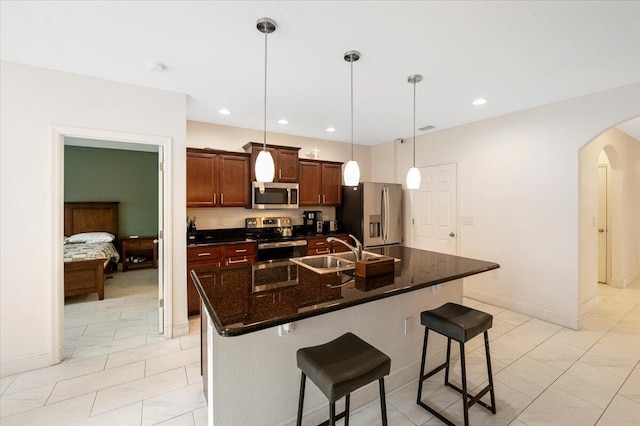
<box><xmin>255</xmin><ymin>17</ymin><xmax>276</xmax><ymax>183</ymax></box>
<box><xmin>343</xmin><ymin>50</ymin><xmax>360</xmax><ymax>187</ymax></box>
<box><xmin>343</xmin><ymin>160</ymin><xmax>360</xmax><ymax>187</ymax></box>
<box><xmin>406</xmin><ymin>74</ymin><xmax>422</xmax><ymax>190</ymax></box>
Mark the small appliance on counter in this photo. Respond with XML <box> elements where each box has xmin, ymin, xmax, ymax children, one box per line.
<box><xmin>187</xmin><ymin>217</ymin><xmax>197</xmax><ymax>243</ymax></box>
<box><xmin>323</xmin><ymin>220</ymin><xmax>338</xmax><ymax>233</ymax></box>
<box><xmin>302</xmin><ymin>210</ymin><xmax>323</xmax><ymax>234</ymax></box>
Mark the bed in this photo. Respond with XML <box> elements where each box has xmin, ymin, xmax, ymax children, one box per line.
<box><xmin>63</xmin><ymin>202</ymin><xmax>120</xmax><ymax>300</ymax></box>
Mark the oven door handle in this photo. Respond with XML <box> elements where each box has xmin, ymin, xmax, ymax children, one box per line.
<box><xmin>258</xmin><ymin>240</ymin><xmax>308</xmax><ymax>249</ymax></box>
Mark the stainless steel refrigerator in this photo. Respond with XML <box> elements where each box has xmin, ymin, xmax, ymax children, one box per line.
<box><xmin>337</xmin><ymin>182</ymin><xmax>402</xmax><ymax>248</ymax></box>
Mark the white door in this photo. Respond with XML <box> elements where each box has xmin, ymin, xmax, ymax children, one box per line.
<box><xmin>157</xmin><ymin>147</ymin><xmax>165</xmax><ymax>333</ymax></box>
<box><xmin>597</xmin><ymin>165</ymin><xmax>607</xmax><ymax>284</ymax></box>
<box><xmin>414</xmin><ymin>163</ymin><xmax>457</xmax><ymax>254</ymax></box>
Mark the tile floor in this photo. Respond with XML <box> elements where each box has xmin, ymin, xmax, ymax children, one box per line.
<box><xmin>0</xmin><ymin>271</ymin><xmax>638</xmax><ymax>425</ymax></box>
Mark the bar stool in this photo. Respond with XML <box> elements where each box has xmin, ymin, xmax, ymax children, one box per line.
<box><xmin>296</xmin><ymin>332</ymin><xmax>391</xmax><ymax>426</ymax></box>
<box><xmin>416</xmin><ymin>302</ymin><xmax>496</xmax><ymax>426</ymax></box>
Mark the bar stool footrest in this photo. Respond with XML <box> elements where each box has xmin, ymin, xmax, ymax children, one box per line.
<box><xmin>317</xmin><ymin>410</ymin><xmax>347</xmax><ymax>426</ymax></box>
<box><xmin>417</xmin><ymin>400</ymin><xmax>457</xmax><ymax>426</ymax></box>
<box><xmin>421</xmin><ymin>362</ymin><xmax>447</xmax><ymax>382</ymax></box>
<box><xmin>446</xmin><ymin>382</ymin><xmax>495</xmax><ymax>413</ymax></box>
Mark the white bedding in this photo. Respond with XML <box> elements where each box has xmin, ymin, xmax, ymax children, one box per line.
<box><xmin>63</xmin><ymin>241</ymin><xmax>120</xmax><ymax>268</ymax></box>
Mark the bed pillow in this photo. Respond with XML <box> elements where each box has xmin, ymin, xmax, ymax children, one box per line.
<box><xmin>67</xmin><ymin>232</ymin><xmax>115</xmax><ymax>244</ymax></box>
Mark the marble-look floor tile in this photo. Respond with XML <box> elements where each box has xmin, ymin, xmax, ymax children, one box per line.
<box><xmin>70</xmin><ymin>335</ymin><xmax>147</xmax><ymax>362</ymax></box>
<box><xmin>553</xmin><ymin>361</ymin><xmax>625</xmax><ymax>409</ymax></box>
<box><xmin>156</xmin><ymin>411</ymin><xmax>195</xmax><ymax>425</ymax></box>
<box><xmin>463</xmin><ymin>297</ymin><xmax>482</xmax><ymax>308</ymax></box>
<box><xmin>338</xmin><ymin>399</ymin><xmax>414</xmax><ymax>426</ymax></box>
<box><xmin>508</xmin><ymin>419</ymin><xmax>528</xmax><ymax>426</ymax></box>
<box><xmin>84</xmin><ymin>318</ymin><xmax>150</xmax><ymax>336</ymax></box>
<box><xmin>446</xmin><ymin>349</ymin><xmax>508</xmax><ymax>392</ymax></box>
<box><xmin>517</xmin><ymin>386</ymin><xmax>603</xmax><ymax>426</ymax></box>
<box><xmin>495</xmin><ymin>355</ymin><xmax>563</xmax><ymax>399</ymax></box>
<box><xmin>596</xmin><ymin>395</ymin><xmax>640</xmax><ymax>426</ymax></box>
<box><xmin>65</xmin><ymin>312</ymin><xmax>122</xmax><ymax>329</ymax></box>
<box><xmin>105</xmin><ymin>338</ymin><xmax>182</xmax><ymax>370</ymax></box>
<box><xmin>0</xmin><ymin>383</ymin><xmax>55</xmax><ymax>418</ymax></box>
<box><xmin>70</xmin><ymin>401</ymin><xmax>142</xmax><ymax>425</ymax></box>
<box><xmin>48</xmin><ymin>361</ymin><xmax>145</xmax><ymax>404</ymax></box>
<box><xmin>487</xmin><ymin>319</ymin><xmax>518</xmax><ymax>341</ymax></box>
<box><xmin>494</xmin><ymin>310</ymin><xmax>532</xmax><ymax>327</ymax></box>
<box><xmin>65</xmin><ymin>333</ymin><xmax>116</xmax><ymax>350</ymax></box>
<box><xmin>0</xmin><ymin>374</ymin><xmax>17</xmax><ymax>396</ymax></box>
<box><xmin>185</xmin><ymin>363</ymin><xmax>202</xmax><ymax>386</ymax></box>
<box><xmin>580</xmin><ymin>313</ymin><xmax>620</xmax><ymax>333</ymax></box>
<box><xmin>1</xmin><ymin>392</ymin><xmax>95</xmax><ymax>426</ymax></box>
<box><xmin>92</xmin><ymin>367</ymin><xmax>188</xmax><ymax>415</ymax></box>
<box><xmin>65</xmin><ymin>325</ymin><xmax>88</xmax><ymax>338</ymax></box>
<box><xmin>581</xmin><ymin>342</ymin><xmax>639</xmax><ymax>378</ymax></box>
<box><xmin>192</xmin><ymin>406</ymin><xmax>207</xmax><ymax>426</ymax></box>
<box><xmin>618</xmin><ymin>364</ymin><xmax>640</xmax><ymax>404</ymax></box>
<box><xmin>474</xmin><ymin>303</ymin><xmax>506</xmax><ymax>316</ymax></box>
<box><xmin>526</xmin><ymin>337</ymin><xmax>585</xmax><ymax>371</ymax></box>
<box><xmin>487</xmin><ymin>335</ymin><xmax>536</xmax><ymax>365</ymax></box>
<box><xmin>551</xmin><ymin>327</ymin><xmax>605</xmax><ymax>351</ymax></box>
<box><xmin>505</xmin><ymin>320</ymin><xmax>560</xmax><ymax>346</ymax></box>
<box><xmin>145</xmin><ymin>347</ymin><xmax>200</xmax><ymax>377</ymax></box>
<box><xmin>141</xmin><ymin>383</ymin><xmax>205</xmax><ymax>425</ymax></box>
<box><xmin>387</xmin><ymin>381</ymin><xmax>434</xmax><ymax>425</ymax></box>
<box><xmin>179</xmin><ymin>332</ymin><xmax>201</xmax><ymax>350</ymax></box>
<box><xmin>4</xmin><ymin>356</ymin><xmax>107</xmax><ymax>395</ymax></box>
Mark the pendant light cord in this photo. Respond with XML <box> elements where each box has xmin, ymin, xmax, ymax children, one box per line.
<box><xmin>350</xmin><ymin>59</ymin><xmax>354</xmax><ymax>161</ymax></box>
<box><xmin>413</xmin><ymin>79</ymin><xmax>416</xmax><ymax>168</ymax></box>
<box><xmin>263</xmin><ymin>29</ymin><xmax>268</xmax><ymax>151</ymax></box>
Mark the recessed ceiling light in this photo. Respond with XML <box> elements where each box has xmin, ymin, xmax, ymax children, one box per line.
<box><xmin>326</xmin><ymin>127</ymin><xmax>336</xmax><ymax>132</ymax></box>
<box><xmin>472</xmin><ymin>98</ymin><xmax>487</xmax><ymax>106</ymax></box>
<box><xmin>278</xmin><ymin>119</ymin><xmax>288</xmax><ymax>124</ymax></box>
<box><xmin>218</xmin><ymin>109</ymin><xmax>231</xmax><ymax>115</ymax></box>
<box><xmin>146</xmin><ymin>62</ymin><xmax>168</xmax><ymax>73</ymax></box>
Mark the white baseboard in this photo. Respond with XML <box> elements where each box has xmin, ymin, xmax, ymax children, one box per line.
<box><xmin>464</xmin><ymin>288</ymin><xmax>580</xmax><ymax>330</ymax></box>
<box><xmin>0</xmin><ymin>352</ymin><xmax>53</xmax><ymax>377</ymax></box>
<box><xmin>172</xmin><ymin>323</ymin><xmax>190</xmax><ymax>338</ymax></box>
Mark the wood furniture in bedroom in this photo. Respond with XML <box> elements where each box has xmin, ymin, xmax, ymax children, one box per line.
<box><xmin>64</xmin><ymin>201</ymin><xmax>119</xmax><ymax>300</ymax></box>
<box><xmin>122</xmin><ymin>236</ymin><xmax>158</xmax><ymax>271</ymax></box>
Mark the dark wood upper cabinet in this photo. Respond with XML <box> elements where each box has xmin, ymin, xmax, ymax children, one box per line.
<box><xmin>187</xmin><ymin>148</ymin><xmax>250</xmax><ymax>208</ymax></box>
<box><xmin>299</xmin><ymin>159</ymin><xmax>343</xmax><ymax>206</ymax></box>
<box><xmin>243</xmin><ymin>142</ymin><xmax>300</xmax><ymax>183</ymax></box>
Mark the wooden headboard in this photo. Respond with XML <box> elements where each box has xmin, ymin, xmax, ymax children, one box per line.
<box><xmin>64</xmin><ymin>202</ymin><xmax>120</xmax><ymax>242</ymax></box>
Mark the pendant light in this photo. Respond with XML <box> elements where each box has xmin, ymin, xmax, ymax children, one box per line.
<box><xmin>406</xmin><ymin>74</ymin><xmax>422</xmax><ymax>189</ymax></box>
<box><xmin>343</xmin><ymin>50</ymin><xmax>361</xmax><ymax>187</ymax></box>
<box><xmin>255</xmin><ymin>17</ymin><xmax>276</xmax><ymax>183</ymax></box>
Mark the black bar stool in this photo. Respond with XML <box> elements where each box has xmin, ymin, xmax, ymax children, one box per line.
<box><xmin>416</xmin><ymin>302</ymin><xmax>496</xmax><ymax>426</ymax></box>
<box><xmin>296</xmin><ymin>332</ymin><xmax>391</xmax><ymax>426</ymax></box>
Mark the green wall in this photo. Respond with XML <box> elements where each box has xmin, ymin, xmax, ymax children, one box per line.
<box><xmin>64</xmin><ymin>145</ymin><xmax>158</xmax><ymax>237</ymax></box>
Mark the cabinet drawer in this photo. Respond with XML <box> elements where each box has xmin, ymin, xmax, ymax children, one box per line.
<box><xmin>224</xmin><ymin>243</ymin><xmax>257</xmax><ymax>258</ymax></box>
<box><xmin>188</xmin><ymin>246</ymin><xmax>223</xmax><ymax>262</ymax></box>
<box><xmin>307</xmin><ymin>247</ymin><xmax>331</xmax><ymax>256</ymax></box>
<box><xmin>125</xmin><ymin>239</ymin><xmax>154</xmax><ymax>250</ymax></box>
<box><xmin>225</xmin><ymin>255</ymin><xmax>256</xmax><ymax>266</ymax></box>
<box><xmin>306</xmin><ymin>237</ymin><xmax>329</xmax><ymax>249</ymax></box>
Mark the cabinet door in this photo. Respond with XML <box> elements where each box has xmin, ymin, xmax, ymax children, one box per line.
<box><xmin>299</xmin><ymin>161</ymin><xmax>322</xmax><ymax>206</ymax></box>
<box><xmin>212</xmin><ymin>268</ymin><xmax>251</xmax><ymax>324</ymax></box>
<box><xmin>322</xmin><ymin>163</ymin><xmax>342</xmax><ymax>206</ymax></box>
<box><xmin>276</xmin><ymin>148</ymin><xmax>299</xmax><ymax>182</ymax></box>
<box><xmin>187</xmin><ymin>260</ymin><xmax>222</xmax><ymax>316</ymax></box>
<box><xmin>219</xmin><ymin>154</ymin><xmax>250</xmax><ymax>207</ymax></box>
<box><xmin>187</xmin><ymin>152</ymin><xmax>217</xmax><ymax>207</ymax></box>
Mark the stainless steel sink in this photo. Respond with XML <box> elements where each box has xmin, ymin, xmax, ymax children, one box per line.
<box><xmin>289</xmin><ymin>255</ymin><xmax>355</xmax><ymax>274</ymax></box>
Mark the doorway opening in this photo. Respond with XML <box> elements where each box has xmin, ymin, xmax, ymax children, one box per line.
<box><xmin>52</xmin><ymin>126</ymin><xmax>173</xmax><ymax>364</ymax></box>
<box><xmin>597</xmin><ymin>150</ymin><xmax>611</xmax><ymax>285</ymax></box>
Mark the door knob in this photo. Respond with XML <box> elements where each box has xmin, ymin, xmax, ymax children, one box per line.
<box><xmin>449</xmin><ymin>232</ymin><xmax>456</xmax><ymax>237</ymax></box>
<box><xmin>598</xmin><ymin>229</ymin><xmax>605</xmax><ymax>233</ymax></box>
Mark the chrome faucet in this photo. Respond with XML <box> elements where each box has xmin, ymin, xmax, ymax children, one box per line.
<box><xmin>326</xmin><ymin>234</ymin><xmax>363</xmax><ymax>261</ymax></box>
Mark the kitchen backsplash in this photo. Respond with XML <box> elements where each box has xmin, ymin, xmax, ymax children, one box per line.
<box><xmin>186</xmin><ymin>206</ymin><xmax>337</xmax><ymax>230</ymax></box>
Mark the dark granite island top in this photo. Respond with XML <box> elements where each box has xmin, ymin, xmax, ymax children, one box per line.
<box><xmin>190</xmin><ymin>245</ymin><xmax>499</xmax><ymax>337</ymax></box>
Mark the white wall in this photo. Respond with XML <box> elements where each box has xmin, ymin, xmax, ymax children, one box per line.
<box><xmin>579</xmin><ymin>128</ymin><xmax>640</xmax><ymax>308</ymax></box>
<box><xmin>0</xmin><ymin>61</ymin><xmax>187</xmax><ymax>375</ymax></box>
<box><xmin>372</xmin><ymin>83</ymin><xmax>640</xmax><ymax>329</ymax></box>
<box><xmin>186</xmin><ymin>121</ymin><xmax>371</xmax><ymax>228</ymax></box>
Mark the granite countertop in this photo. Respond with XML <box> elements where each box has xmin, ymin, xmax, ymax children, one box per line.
<box><xmin>191</xmin><ymin>246</ymin><xmax>499</xmax><ymax>337</ymax></box>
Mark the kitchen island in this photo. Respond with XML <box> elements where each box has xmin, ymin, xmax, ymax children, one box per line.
<box><xmin>191</xmin><ymin>246</ymin><xmax>499</xmax><ymax>425</ymax></box>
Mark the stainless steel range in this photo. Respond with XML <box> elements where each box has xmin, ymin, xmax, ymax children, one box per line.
<box><xmin>246</xmin><ymin>217</ymin><xmax>307</xmax><ymax>261</ymax></box>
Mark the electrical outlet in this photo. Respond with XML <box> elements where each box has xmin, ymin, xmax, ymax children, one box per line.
<box><xmin>404</xmin><ymin>317</ymin><xmax>414</xmax><ymax>335</ymax></box>
<box><xmin>492</xmin><ymin>270</ymin><xmax>499</xmax><ymax>279</ymax></box>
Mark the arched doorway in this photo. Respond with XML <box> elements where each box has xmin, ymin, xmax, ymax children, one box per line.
<box><xmin>579</xmin><ymin>117</ymin><xmax>640</xmax><ymax>319</ymax></box>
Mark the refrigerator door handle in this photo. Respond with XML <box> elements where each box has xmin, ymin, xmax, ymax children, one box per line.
<box><xmin>380</xmin><ymin>187</ymin><xmax>385</xmax><ymax>242</ymax></box>
<box><xmin>385</xmin><ymin>187</ymin><xmax>390</xmax><ymax>241</ymax></box>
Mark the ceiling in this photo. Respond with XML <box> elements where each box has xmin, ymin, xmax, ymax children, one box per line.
<box><xmin>1</xmin><ymin>1</ymin><xmax>639</xmax><ymax>145</ymax></box>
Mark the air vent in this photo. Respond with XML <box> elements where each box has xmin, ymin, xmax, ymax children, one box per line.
<box><xmin>418</xmin><ymin>125</ymin><xmax>435</xmax><ymax>131</ymax></box>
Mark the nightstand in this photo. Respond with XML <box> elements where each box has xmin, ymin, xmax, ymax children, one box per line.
<box><xmin>122</xmin><ymin>236</ymin><xmax>157</xmax><ymax>272</ymax></box>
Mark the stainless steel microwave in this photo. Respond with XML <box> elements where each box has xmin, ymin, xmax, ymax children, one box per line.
<box><xmin>251</xmin><ymin>182</ymin><xmax>299</xmax><ymax>209</ymax></box>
